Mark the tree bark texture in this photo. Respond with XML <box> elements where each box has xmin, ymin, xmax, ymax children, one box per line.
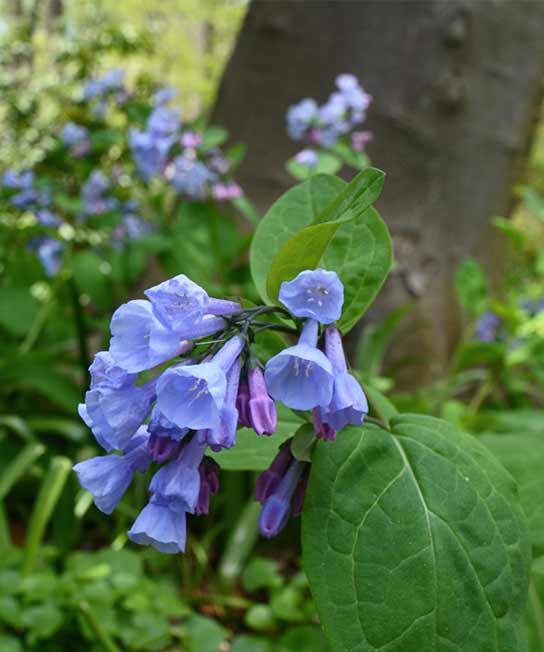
<box><xmin>212</xmin><ymin>0</ymin><xmax>544</xmax><ymax>382</ymax></box>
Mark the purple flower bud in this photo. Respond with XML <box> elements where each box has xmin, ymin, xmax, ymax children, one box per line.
<box><xmin>293</xmin><ymin>468</ymin><xmax>309</xmax><ymax>517</ymax></box>
<box><xmin>199</xmin><ymin>355</ymin><xmax>242</xmax><ymax>449</ymax></box>
<box><xmin>195</xmin><ymin>459</ymin><xmax>220</xmax><ymax>515</ymax></box>
<box><xmin>320</xmin><ymin>327</ymin><xmax>368</xmax><ymax>431</ymax></box>
<box><xmin>248</xmin><ymin>366</ymin><xmax>277</xmax><ymax>436</ymax></box>
<box><xmin>279</xmin><ymin>268</ymin><xmax>344</xmax><ymax>324</ymax></box>
<box><xmin>255</xmin><ymin>443</ymin><xmax>292</xmax><ymax>504</ymax></box>
<box><xmin>236</xmin><ymin>376</ymin><xmax>251</xmax><ymax>427</ymax></box>
<box><xmin>351</xmin><ymin>130</ymin><xmax>372</xmax><ymax>152</ymax></box>
<box><xmin>258</xmin><ymin>460</ymin><xmax>304</xmax><ymax>539</ymax></box>
<box><xmin>181</xmin><ymin>131</ymin><xmax>202</xmax><ymax>149</ymax></box>
<box><xmin>146</xmin><ymin>433</ymin><xmax>181</xmax><ymax>463</ymax></box>
<box><xmin>312</xmin><ymin>407</ymin><xmax>336</xmax><ymax>441</ymax></box>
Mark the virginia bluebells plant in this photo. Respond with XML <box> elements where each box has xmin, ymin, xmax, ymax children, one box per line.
<box><xmin>74</xmin><ymin>267</ymin><xmax>367</xmax><ymax>551</ymax></box>
<box><xmin>286</xmin><ymin>73</ymin><xmax>373</xmax><ymax>176</ymax></box>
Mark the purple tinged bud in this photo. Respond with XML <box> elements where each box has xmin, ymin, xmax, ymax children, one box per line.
<box><xmin>320</xmin><ymin>327</ymin><xmax>368</xmax><ymax>431</ymax></box>
<box><xmin>351</xmin><ymin>130</ymin><xmax>372</xmax><ymax>152</ymax></box>
<box><xmin>255</xmin><ymin>443</ymin><xmax>292</xmax><ymax>504</ymax></box>
<box><xmin>181</xmin><ymin>131</ymin><xmax>202</xmax><ymax>148</ymax></box>
<box><xmin>236</xmin><ymin>376</ymin><xmax>251</xmax><ymax>427</ymax></box>
<box><xmin>258</xmin><ymin>460</ymin><xmax>304</xmax><ymax>539</ymax></box>
<box><xmin>293</xmin><ymin>468</ymin><xmax>309</xmax><ymax>517</ymax></box>
<box><xmin>248</xmin><ymin>366</ymin><xmax>277</xmax><ymax>436</ymax></box>
<box><xmin>312</xmin><ymin>407</ymin><xmax>336</xmax><ymax>441</ymax></box>
<box><xmin>146</xmin><ymin>433</ymin><xmax>181</xmax><ymax>463</ymax></box>
<box><xmin>200</xmin><ymin>355</ymin><xmax>242</xmax><ymax>449</ymax></box>
<box><xmin>195</xmin><ymin>459</ymin><xmax>220</xmax><ymax>515</ymax></box>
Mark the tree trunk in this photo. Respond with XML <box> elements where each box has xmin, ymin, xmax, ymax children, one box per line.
<box><xmin>212</xmin><ymin>0</ymin><xmax>544</xmax><ymax>382</ymax></box>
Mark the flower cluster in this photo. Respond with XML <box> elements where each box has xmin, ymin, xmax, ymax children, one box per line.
<box><xmin>130</xmin><ymin>88</ymin><xmax>242</xmax><ymax>201</ymax></box>
<box><xmin>74</xmin><ymin>268</ymin><xmax>368</xmax><ymax>553</ymax></box>
<box><xmin>286</xmin><ymin>73</ymin><xmax>373</xmax><ymax>172</ymax></box>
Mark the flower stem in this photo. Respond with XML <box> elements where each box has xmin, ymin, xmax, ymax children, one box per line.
<box><xmin>68</xmin><ymin>277</ymin><xmax>90</xmax><ymax>386</ymax></box>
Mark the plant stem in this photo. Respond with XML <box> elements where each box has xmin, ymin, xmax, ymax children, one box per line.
<box><xmin>79</xmin><ymin>601</ymin><xmax>120</xmax><ymax>652</ymax></box>
<box><xmin>22</xmin><ymin>455</ymin><xmax>71</xmax><ymax>575</ymax></box>
<box><xmin>0</xmin><ymin>503</ymin><xmax>10</xmax><ymax>547</ymax></box>
<box><xmin>68</xmin><ymin>277</ymin><xmax>90</xmax><ymax>386</ymax></box>
<box><xmin>218</xmin><ymin>498</ymin><xmax>261</xmax><ymax>587</ymax></box>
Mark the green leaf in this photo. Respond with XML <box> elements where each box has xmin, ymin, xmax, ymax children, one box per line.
<box><xmin>266</xmin><ymin>169</ymin><xmax>386</xmax><ymax>302</ymax></box>
<box><xmin>210</xmin><ymin>406</ymin><xmax>303</xmax><ymax>471</ymax></box>
<box><xmin>290</xmin><ymin>423</ymin><xmax>315</xmax><ymax>462</ymax></box>
<box><xmin>480</xmin><ymin>431</ymin><xmax>544</xmax><ymax>556</ymax></box>
<box><xmin>455</xmin><ymin>258</ymin><xmax>488</xmax><ymax>318</ymax></box>
<box><xmin>286</xmin><ymin>152</ymin><xmax>342</xmax><ymax>181</ymax></box>
<box><xmin>250</xmin><ymin>175</ymin><xmax>345</xmax><ymax>304</ymax></box>
<box><xmin>184</xmin><ymin>614</ymin><xmax>228</xmax><ymax>652</ymax></box>
<box><xmin>231</xmin><ymin>636</ymin><xmax>273</xmax><ymax>652</ymax></box>
<box><xmin>278</xmin><ymin>625</ymin><xmax>328</xmax><ymax>652</ymax></box>
<box><xmin>362</xmin><ymin>383</ymin><xmax>398</xmax><ymax>426</ymax></box>
<box><xmin>302</xmin><ymin>415</ymin><xmax>530</xmax><ymax>652</ymax></box>
<box><xmin>322</xmin><ymin>206</ymin><xmax>393</xmax><ymax>333</ymax></box>
<box><xmin>0</xmin><ymin>287</ymin><xmax>39</xmax><ymax>336</ymax></box>
<box><xmin>242</xmin><ymin>556</ymin><xmax>283</xmax><ymax>593</ymax></box>
<box><xmin>0</xmin><ymin>442</ymin><xmax>45</xmax><ymax>501</ymax></box>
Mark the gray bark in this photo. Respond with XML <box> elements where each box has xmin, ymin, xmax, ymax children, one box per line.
<box><xmin>212</xmin><ymin>0</ymin><xmax>544</xmax><ymax>382</ymax></box>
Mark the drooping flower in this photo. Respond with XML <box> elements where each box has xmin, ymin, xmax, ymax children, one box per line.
<box><xmin>35</xmin><ymin>209</ymin><xmax>62</xmax><ymax>227</ymax></box>
<box><xmin>147</xmin><ymin>106</ymin><xmax>181</xmax><ymax>137</ymax></box>
<box><xmin>145</xmin><ymin>274</ymin><xmax>240</xmax><ymax>333</ymax></box>
<box><xmin>153</xmin><ymin>87</ymin><xmax>177</xmax><ymax>106</ymax></box>
<box><xmin>109</xmin><ymin>300</ymin><xmax>196</xmax><ymax>372</ymax></box>
<box><xmin>167</xmin><ymin>154</ymin><xmax>217</xmax><ymax>199</ymax></box>
<box><xmin>61</xmin><ymin>122</ymin><xmax>90</xmax><ymax>156</ymax></box>
<box><xmin>474</xmin><ymin>311</ymin><xmax>501</xmax><ymax>343</ymax></box>
<box><xmin>258</xmin><ymin>459</ymin><xmax>305</xmax><ymax>538</ymax></box>
<box><xmin>127</xmin><ymin>495</ymin><xmax>187</xmax><ymax>554</ymax></box>
<box><xmin>149</xmin><ymin>435</ymin><xmax>207</xmax><ymax>512</ymax></box>
<box><xmin>156</xmin><ymin>336</ymin><xmax>244</xmax><ymax>431</ymax></box>
<box><xmin>89</xmin><ymin>351</ymin><xmax>138</xmax><ymax>389</ymax></box>
<box><xmin>287</xmin><ymin>98</ymin><xmax>318</xmax><ymax>140</ymax></box>
<box><xmin>80</xmin><ymin>379</ymin><xmax>156</xmax><ymax>451</ymax></box>
<box><xmin>29</xmin><ymin>237</ymin><xmax>64</xmax><ymax>277</ymax></box>
<box><xmin>255</xmin><ymin>443</ymin><xmax>292</xmax><ymax>503</ymax></box>
<box><xmin>148</xmin><ymin>406</ymin><xmax>189</xmax><ymax>442</ymax></box>
<box><xmin>319</xmin><ymin>326</ymin><xmax>368</xmax><ymax>431</ymax></box>
<box><xmin>73</xmin><ymin>427</ymin><xmax>151</xmax><ymax>514</ymax></box>
<box><xmin>264</xmin><ymin>319</ymin><xmax>334</xmax><ymax>410</ymax></box>
<box><xmin>129</xmin><ymin>128</ymin><xmax>175</xmax><ymax>180</ymax></box>
<box><xmin>2</xmin><ymin>169</ymin><xmax>34</xmax><ymax>189</ymax></box>
<box><xmin>200</xmin><ymin>356</ymin><xmax>242</xmax><ymax>449</ymax></box>
<box><xmin>279</xmin><ymin>268</ymin><xmax>344</xmax><ymax>324</ymax></box>
<box><xmin>247</xmin><ymin>365</ymin><xmax>277</xmax><ymax>436</ymax></box>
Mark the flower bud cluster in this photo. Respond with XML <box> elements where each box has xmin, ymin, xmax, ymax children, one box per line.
<box><xmin>74</xmin><ymin>268</ymin><xmax>368</xmax><ymax>552</ymax></box>
<box><xmin>287</xmin><ymin>73</ymin><xmax>373</xmax><ymax>168</ymax></box>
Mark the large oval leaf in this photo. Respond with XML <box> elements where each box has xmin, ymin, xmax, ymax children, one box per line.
<box><xmin>250</xmin><ymin>175</ymin><xmax>345</xmax><ymax>304</ymax></box>
<box><xmin>302</xmin><ymin>414</ymin><xmax>530</xmax><ymax>652</ymax></box>
<box><xmin>323</xmin><ymin>206</ymin><xmax>393</xmax><ymax>333</ymax></box>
